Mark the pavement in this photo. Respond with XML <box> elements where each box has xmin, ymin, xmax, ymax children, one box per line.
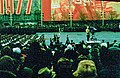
<box><xmin>37</xmin><ymin>31</ymin><xmax>120</xmax><ymax>45</ymax></box>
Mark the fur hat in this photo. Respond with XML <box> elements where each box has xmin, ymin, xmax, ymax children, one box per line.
<box><xmin>73</xmin><ymin>60</ymin><xmax>97</xmax><ymax>78</ymax></box>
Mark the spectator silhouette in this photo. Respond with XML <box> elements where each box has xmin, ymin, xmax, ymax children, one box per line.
<box><xmin>98</xmin><ymin>47</ymin><xmax>120</xmax><ymax>78</ymax></box>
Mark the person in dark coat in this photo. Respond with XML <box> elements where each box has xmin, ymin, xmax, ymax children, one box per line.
<box><xmin>98</xmin><ymin>47</ymin><xmax>120</xmax><ymax>78</ymax></box>
<box><xmin>55</xmin><ymin>57</ymin><xmax>74</xmax><ymax>78</ymax></box>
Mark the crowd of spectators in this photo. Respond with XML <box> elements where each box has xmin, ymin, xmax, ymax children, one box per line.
<box><xmin>0</xmin><ymin>33</ymin><xmax>120</xmax><ymax>78</ymax></box>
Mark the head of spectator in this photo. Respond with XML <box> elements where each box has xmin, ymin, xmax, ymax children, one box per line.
<box><xmin>98</xmin><ymin>47</ymin><xmax>120</xmax><ymax>78</ymax></box>
<box><xmin>65</xmin><ymin>44</ymin><xmax>73</xmax><ymax>52</ymax></box>
<box><xmin>77</xmin><ymin>55</ymin><xmax>89</xmax><ymax>62</ymax></box>
<box><xmin>110</xmin><ymin>40</ymin><xmax>118</xmax><ymax>47</ymax></box>
<box><xmin>1</xmin><ymin>46</ymin><xmax>12</xmax><ymax>57</ymax></box>
<box><xmin>0</xmin><ymin>55</ymin><xmax>16</xmax><ymax>73</ymax></box>
<box><xmin>57</xmin><ymin>57</ymin><xmax>72</xmax><ymax>69</ymax></box>
<box><xmin>38</xmin><ymin>67</ymin><xmax>56</xmax><ymax>78</ymax></box>
<box><xmin>113</xmin><ymin>42</ymin><xmax>119</xmax><ymax>47</ymax></box>
<box><xmin>71</xmin><ymin>40</ymin><xmax>75</xmax><ymax>44</ymax></box>
<box><xmin>101</xmin><ymin>43</ymin><xmax>107</xmax><ymax>48</ymax></box>
<box><xmin>107</xmin><ymin>47</ymin><xmax>120</xmax><ymax>65</ymax></box>
<box><xmin>29</xmin><ymin>40</ymin><xmax>40</xmax><ymax>50</ymax></box>
<box><xmin>56</xmin><ymin>57</ymin><xmax>73</xmax><ymax>78</ymax></box>
<box><xmin>100</xmin><ymin>43</ymin><xmax>108</xmax><ymax>66</ymax></box>
<box><xmin>0</xmin><ymin>70</ymin><xmax>16</xmax><ymax>78</ymax></box>
<box><xmin>114</xmin><ymin>40</ymin><xmax>117</xmax><ymax>43</ymax></box>
<box><xmin>81</xmin><ymin>48</ymin><xmax>90</xmax><ymax>56</ymax></box>
<box><xmin>90</xmin><ymin>48</ymin><xmax>99</xmax><ymax>60</ymax></box>
<box><xmin>12</xmin><ymin>47</ymin><xmax>21</xmax><ymax>59</ymax></box>
<box><xmin>18</xmin><ymin>67</ymin><xmax>33</xmax><ymax>78</ymax></box>
<box><xmin>73</xmin><ymin>60</ymin><xmax>97</xmax><ymax>78</ymax></box>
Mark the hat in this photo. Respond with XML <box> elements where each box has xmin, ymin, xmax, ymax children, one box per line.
<box><xmin>67</xmin><ymin>44</ymin><xmax>73</xmax><ymax>50</ymax></box>
<box><xmin>107</xmin><ymin>47</ymin><xmax>120</xmax><ymax>64</ymax></box>
<box><xmin>73</xmin><ymin>60</ymin><xmax>97</xmax><ymax>78</ymax></box>
<box><xmin>0</xmin><ymin>55</ymin><xmax>15</xmax><ymax>72</ymax></box>
<box><xmin>57</xmin><ymin>57</ymin><xmax>70</xmax><ymax>64</ymax></box>
<box><xmin>101</xmin><ymin>43</ymin><xmax>107</xmax><ymax>48</ymax></box>
<box><xmin>38</xmin><ymin>67</ymin><xmax>56</xmax><ymax>78</ymax></box>
<box><xmin>113</xmin><ymin>43</ymin><xmax>119</xmax><ymax>47</ymax></box>
<box><xmin>78</xmin><ymin>55</ymin><xmax>88</xmax><ymax>61</ymax></box>
<box><xmin>13</xmin><ymin>47</ymin><xmax>21</xmax><ymax>54</ymax></box>
<box><xmin>18</xmin><ymin>67</ymin><xmax>33</xmax><ymax>78</ymax></box>
<box><xmin>38</xmin><ymin>67</ymin><xmax>51</xmax><ymax>75</ymax></box>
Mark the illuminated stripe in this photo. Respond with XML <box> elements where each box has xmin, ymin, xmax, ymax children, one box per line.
<box><xmin>16</xmin><ymin>0</ymin><xmax>23</xmax><ymax>14</ymax></box>
<box><xmin>6</xmin><ymin>0</ymin><xmax>14</xmax><ymax>14</ymax></box>
<box><xmin>11</xmin><ymin>0</ymin><xmax>14</xmax><ymax>14</ymax></box>
<box><xmin>26</xmin><ymin>0</ymin><xmax>32</xmax><ymax>14</ymax></box>
<box><xmin>0</xmin><ymin>0</ymin><xmax>4</xmax><ymax>14</ymax></box>
<box><xmin>6</xmin><ymin>0</ymin><xmax>10</xmax><ymax>14</ymax></box>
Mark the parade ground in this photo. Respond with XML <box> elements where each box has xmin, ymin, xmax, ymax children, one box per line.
<box><xmin>37</xmin><ymin>31</ymin><xmax>120</xmax><ymax>45</ymax></box>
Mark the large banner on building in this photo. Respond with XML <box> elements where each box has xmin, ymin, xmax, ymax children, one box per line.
<box><xmin>0</xmin><ymin>0</ymin><xmax>120</xmax><ymax>21</ymax></box>
<box><xmin>51</xmin><ymin>0</ymin><xmax>120</xmax><ymax>21</ymax></box>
